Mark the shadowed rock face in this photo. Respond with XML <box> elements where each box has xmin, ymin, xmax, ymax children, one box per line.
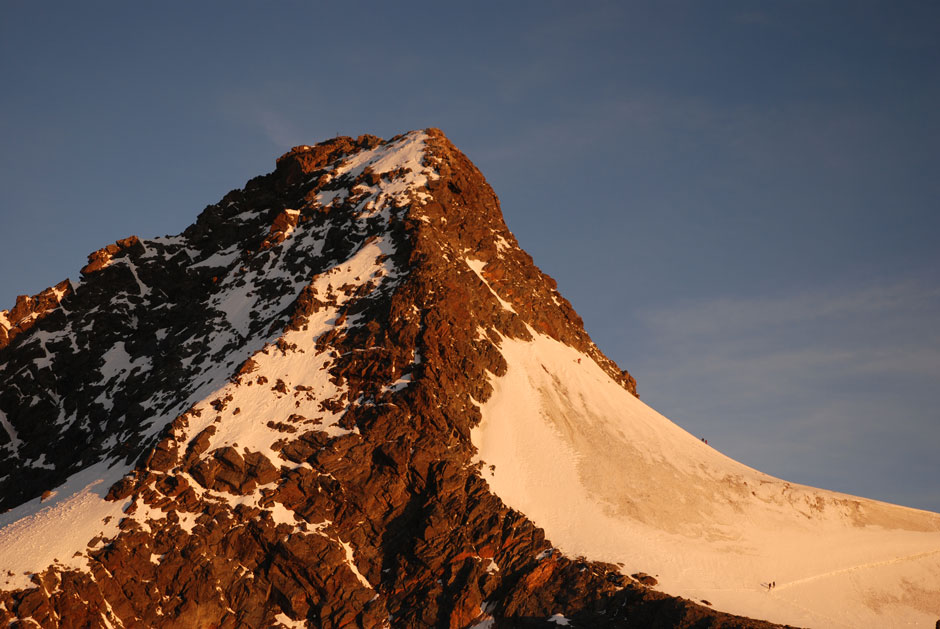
<box><xmin>0</xmin><ymin>130</ymin><xmax>784</xmax><ymax>628</ymax></box>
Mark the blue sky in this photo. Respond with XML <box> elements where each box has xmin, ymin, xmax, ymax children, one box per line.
<box><xmin>2</xmin><ymin>2</ymin><xmax>938</xmax><ymax>510</ymax></box>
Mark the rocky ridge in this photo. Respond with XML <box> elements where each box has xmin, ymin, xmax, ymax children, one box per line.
<box><xmin>0</xmin><ymin>130</ymin><xmax>785</xmax><ymax>627</ymax></box>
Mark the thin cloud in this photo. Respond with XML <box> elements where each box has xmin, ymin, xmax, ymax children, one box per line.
<box><xmin>216</xmin><ymin>85</ymin><xmax>324</xmax><ymax>151</ymax></box>
<box><xmin>630</xmin><ymin>279</ymin><xmax>940</xmax><ymax>510</ymax></box>
<box><xmin>640</xmin><ymin>279</ymin><xmax>940</xmax><ymax>346</ymax></box>
<box><xmin>257</xmin><ymin>109</ymin><xmax>302</xmax><ymax>150</ymax></box>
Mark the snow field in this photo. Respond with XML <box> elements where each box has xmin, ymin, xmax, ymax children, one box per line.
<box><xmin>471</xmin><ymin>330</ymin><xmax>940</xmax><ymax>629</ymax></box>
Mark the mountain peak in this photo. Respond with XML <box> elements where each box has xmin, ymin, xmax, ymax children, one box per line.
<box><xmin>0</xmin><ymin>128</ymin><xmax>664</xmax><ymax>628</ymax></box>
<box><xmin>2</xmin><ymin>129</ymin><xmax>934</xmax><ymax>628</ymax></box>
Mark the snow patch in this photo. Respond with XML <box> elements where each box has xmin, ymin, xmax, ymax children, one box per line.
<box><xmin>191</xmin><ymin>244</ymin><xmax>241</xmax><ymax>269</ymax></box>
<box><xmin>29</xmin><ymin>453</ymin><xmax>56</xmax><ymax>470</ymax></box>
<box><xmin>99</xmin><ymin>341</ymin><xmax>144</xmax><ymax>382</ymax></box>
<box><xmin>51</xmin><ymin>283</ymin><xmax>69</xmax><ymax>302</ymax></box>
<box><xmin>112</xmin><ymin>257</ymin><xmax>150</xmax><ymax>297</ymax></box>
<box><xmin>382</xmin><ymin>373</ymin><xmax>413</xmax><ymax>394</ymax></box>
<box><xmin>274</xmin><ymin>612</ymin><xmax>307</xmax><ymax>628</ymax></box>
<box><xmin>338</xmin><ymin>538</ymin><xmax>372</xmax><ymax>589</ymax></box>
<box><xmin>266</xmin><ymin>502</ymin><xmax>299</xmax><ymax>528</ymax></box>
<box><xmin>0</xmin><ymin>409</ymin><xmax>23</xmax><ymax>455</ymax></box>
<box><xmin>494</xmin><ymin>234</ymin><xmax>512</xmax><ymax>253</ymax></box>
<box><xmin>465</xmin><ymin>258</ymin><xmax>516</xmax><ymax>313</ymax></box>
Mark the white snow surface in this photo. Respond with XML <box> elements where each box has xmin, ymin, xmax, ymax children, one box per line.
<box><xmin>338</xmin><ymin>538</ymin><xmax>372</xmax><ymax>589</ymax></box>
<box><xmin>0</xmin><ymin>459</ymin><xmax>129</xmax><ymax>590</ymax></box>
<box><xmin>316</xmin><ymin>130</ymin><xmax>440</xmax><ymax>215</ymax></box>
<box><xmin>472</xmin><ymin>331</ymin><xmax>940</xmax><ymax>629</ymax></box>
<box><xmin>0</xmin><ymin>410</ymin><xmax>22</xmax><ymax>455</ymax></box>
<box><xmin>274</xmin><ymin>612</ymin><xmax>308</xmax><ymax>628</ymax></box>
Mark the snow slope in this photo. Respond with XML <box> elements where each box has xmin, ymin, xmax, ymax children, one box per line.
<box><xmin>472</xmin><ymin>330</ymin><xmax>940</xmax><ymax>629</ymax></box>
<box><xmin>0</xmin><ymin>460</ymin><xmax>129</xmax><ymax>590</ymax></box>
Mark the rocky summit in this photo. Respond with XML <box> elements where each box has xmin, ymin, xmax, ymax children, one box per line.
<box><xmin>1</xmin><ymin>129</ymin><xmax>795</xmax><ymax>628</ymax></box>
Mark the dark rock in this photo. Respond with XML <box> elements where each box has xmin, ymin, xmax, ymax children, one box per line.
<box><xmin>633</xmin><ymin>572</ymin><xmax>659</xmax><ymax>586</ymax></box>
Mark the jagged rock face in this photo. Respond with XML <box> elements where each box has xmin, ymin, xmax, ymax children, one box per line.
<box><xmin>0</xmin><ymin>130</ymin><xmax>778</xmax><ymax>628</ymax></box>
<box><xmin>0</xmin><ymin>280</ymin><xmax>72</xmax><ymax>351</ymax></box>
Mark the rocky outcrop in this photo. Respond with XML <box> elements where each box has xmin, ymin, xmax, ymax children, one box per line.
<box><xmin>0</xmin><ymin>279</ymin><xmax>72</xmax><ymax>350</ymax></box>
<box><xmin>80</xmin><ymin>236</ymin><xmax>145</xmax><ymax>276</ymax></box>
<box><xmin>0</xmin><ymin>130</ymin><xmax>784</xmax><ymax>628</ymax></box>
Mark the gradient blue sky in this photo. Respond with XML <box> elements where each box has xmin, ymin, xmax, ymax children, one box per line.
<box><xmin>2</xmin><ymin>2</ymin><xmax>938</xmax><ymax>511</ymax></box>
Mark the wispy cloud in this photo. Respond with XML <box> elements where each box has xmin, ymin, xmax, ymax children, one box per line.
<box><xmin>216</xmin><ymin>83</ymin><xmax>327</xmax><ymax>152</ymax></box>
<box><xmin>638</xmin><ymin>279</ymin><xmax>940</xmax><ymax>380</ymax></box>
<box><xmin>256</xmin><ymin>109</ymin><xmax>302</xmax><ymax>150</ymax></box>
<box><xmin>628</xmin><ymin>277</ymin><xmax>940</xmax><ymax>509</ymax></box>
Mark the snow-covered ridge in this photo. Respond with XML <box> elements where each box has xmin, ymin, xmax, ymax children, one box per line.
<box><xmin>0</xmin><ymin>130</ymin><xmax>434</xmax><ymax>596</ymax></box>
<box><xmin>117</xmin><ymin>234</ymin><xmax>404</xmax><ymax>567</ymax></box>
<box><xmin>335</xmin><ymin>131</ymin><xmax>436</xmax><ymax>182</ymax></box>
<box><xmin>472</xmin><ymin>331</ymin><xmax>940</xmax><ymax>629</ymax></box>
<box><xmin>315</xmin><ymin>130</ymin><xmax>441</xmax><ymax>217</ymax></box>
